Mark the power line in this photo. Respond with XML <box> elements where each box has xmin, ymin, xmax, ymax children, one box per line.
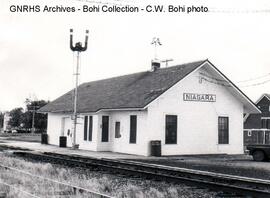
<box><xmin>199</xmin><ymin>72</ymin><xmax>270</xmax><ymax>88</ymax></box>
<box><xmin>239</xmin><ymin>78</ymin><xmax>270</xmax><ymax>88</ymax></box>
<box><xmin>237</xmin><ymin>73</ymin><xmax>270</xmax><ymax>83</ymax></box>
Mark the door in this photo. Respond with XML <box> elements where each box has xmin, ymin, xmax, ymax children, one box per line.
<box><xmin>102</xmin><ymin>116</ymin><xmax>109</xmax><ymax>142</ymax></box>
<box><xmin>62</xmin><ymin>117</ymin><xmax>72</xmax><ymax>147</ymax></box>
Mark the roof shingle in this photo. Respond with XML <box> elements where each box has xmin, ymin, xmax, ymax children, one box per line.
<box><xmin>38</xmin><ymin>60</ymin><xmax>206</xmax><ymax>113</ymax></box>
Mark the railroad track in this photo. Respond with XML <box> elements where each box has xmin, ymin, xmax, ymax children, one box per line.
<box><xmin>11</xmin><ymin>150</ymin><xmax>270</xmax><ymax>198</ymax></box>
<box><xmin>0</xmin><ymin>163</ymin><xmax>113</xmax><ymax>198</ymax></box>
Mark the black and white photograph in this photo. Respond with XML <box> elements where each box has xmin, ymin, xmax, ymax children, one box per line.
<box><xmin>0</xmin><ymin>0</ymin><xmax>270</xmax><ymax>197</ymax></box>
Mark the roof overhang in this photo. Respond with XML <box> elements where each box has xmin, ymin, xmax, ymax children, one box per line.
<box><xmin>206</xmin><ymin>60</ymin><xmax>261</xmax><ymax>114</ymax></box>
<box><xmin>145</xmin><ymin>59</ymin><xmax>260</xmax><ymax>114</ymax></box>
<box><xmin>40</xmin><ymin>107</ymin><xmax>147</xmax><ymax>114</ymax></box>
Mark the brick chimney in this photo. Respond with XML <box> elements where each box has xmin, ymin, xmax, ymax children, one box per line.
<box><xmin>151</xmin><ymin>59</ymin><xmax>161</xmax><ymax>71</ymax></box>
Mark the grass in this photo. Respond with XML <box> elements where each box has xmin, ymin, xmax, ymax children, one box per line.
<box><xmin>0</xmin><ymin>133</ymin><xmax>41</xmax><ymax>143</ymax></box>
<box><xmin>0</xmin><ymin>153</ymin><xmax>219</xmax><ymax>198</ymax></box>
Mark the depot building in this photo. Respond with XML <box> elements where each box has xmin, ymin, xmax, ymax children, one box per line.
<box><xmin>39</xmin><ymin>59</ymin><xmax>260</xmax><ymax>156</ymax></box>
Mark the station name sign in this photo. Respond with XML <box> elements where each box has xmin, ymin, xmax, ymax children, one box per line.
<box><xmin>183</xmin><ymin>93</ymin><xmax>216</xmax><ymax>102</ymax></box>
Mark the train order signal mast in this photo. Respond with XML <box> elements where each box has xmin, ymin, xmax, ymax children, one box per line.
<box><xmin>69</xmin><ymin>29</ymin><xmax>89</xmax><ymax>149</ymax></box>
<box><xmin>151</xmin><ymin>37</ymin><xmax>162</xmax><ymax>60</ymax></box>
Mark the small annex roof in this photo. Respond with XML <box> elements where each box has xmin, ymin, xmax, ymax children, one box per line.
<box><xmin>38</xmin><ymin>59</ymin><xmax>260</xmax><ymax>114</ymax></box>
<box><xmin>244</xmin><ymin>93</ymin><xmax>269</xmax><ymax>122</ymax></box>
<box><xmin>255</xmin><ymin>93</ymin><xmax>270</xmax><ymax>104</ymax></box>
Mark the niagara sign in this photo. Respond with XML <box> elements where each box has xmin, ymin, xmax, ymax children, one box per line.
<box><xmin>183</xmin><ymin>93</ymin><xmax>216</xmax><ymax>102</ymax></box>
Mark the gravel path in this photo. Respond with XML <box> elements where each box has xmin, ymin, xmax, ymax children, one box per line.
<box><xmin>126</xmin><ymin>154</ymin><xmax>270</xmax><ymax>180</ymax></box>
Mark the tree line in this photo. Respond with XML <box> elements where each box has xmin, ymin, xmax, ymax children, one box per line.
<box><xmin>1</xmin><ymin>99</ymin><xmax>49</xmax><ymax>133</ymax></box>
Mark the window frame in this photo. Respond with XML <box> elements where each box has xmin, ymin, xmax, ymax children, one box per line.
<box><xmin>101</xmin><ymin>115</ymin><xmax>109</xmax><ymax>142</ymax></box>
<box><xmin>165</xmin><ymin>115</ymin><xmax>178</xmax><ymax>144</ymax></box>
<box><xmin>115</xmin><ymin>121</ymin><xmax>121</xmax><ymax>138</ymax></box>
<box><xmin>88</xmin><ymin>116</ymin><xmax>93</xmax><ymax>141</ymax></box>
<box><xmin>83</xmin><ymin>116</ymin><xmax>88</xmax><ymax>141</ymax></box>
<box><xmin>83</xmin><ymin>115</ymin><xmax>93</xmax><ymax>142</ymax></box>
<box><xmin>129</xmin><ymin>115</ymin><xmax>137</xmax><ymax>144</ymax></box>
<box><xmin>261</xmin><ymin>117</ymin><xmax>270</xmax><ymax>129</ymax></box>
<box><xmin>218</xmin><ymin>116</ymin><xmax>229</xmax><ymax>144</ymax></box>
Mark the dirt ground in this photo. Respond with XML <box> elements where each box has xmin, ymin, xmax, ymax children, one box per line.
<box><xmin>0</xmin><ymin>133</ymin><xmax>41</xmax><ymax>143</ymax></box>
<box><xmin>127</xmin><ymin>154</ymin><xmax>270</xmax><ymax>180</ymax></box>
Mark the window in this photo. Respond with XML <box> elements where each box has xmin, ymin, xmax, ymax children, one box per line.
<box><xmin>218</xmin><ymin>117</ymin><xmax>229</xmax><ymax>144</ymax></box>
<box><xmin>102</xmin><ymin>116</ymin><xmax>109</xmax><ymax>142</ymax></box>
<box><xmin>84</xmin><ymin>116</ymin><xmax>93</xmax><ymax>141</ymax></box>
<box><xmin>88</xmin><ymin>116</ymin><xmax>93</xmax><ymax>141</ymax></box>
<box><xmin>261</xmin><ymin>118</ymin><xmax>270</xmax><ymax>129</ymax></box>
<box><xmin>115</xmin><ymin>122</ymin><xmax>121</xmax><ymax>138</ymax></box>
<box><xmin>84</xmin><ymin>116</ymin><xmax>88</xmax><ymax>141</ymax></box>
<box><xmin>165</xmin><ymin>115</ymin><xmax>177</xmax><ymax>144</ymax></box>
<box><xmin>129</xmin><ymin>115</ymin><xmax>137</xmax><ymax>143</ymax></box>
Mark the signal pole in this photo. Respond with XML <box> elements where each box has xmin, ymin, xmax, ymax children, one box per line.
<box><xmin>151</xmin><ymin>37</ymin><xmax>162</xmax><ymax>59</ymax></box>
<box><xmin>69</xmin><ymin>29</ymin><xmax>89</xmax><ymax>149</ymax></box>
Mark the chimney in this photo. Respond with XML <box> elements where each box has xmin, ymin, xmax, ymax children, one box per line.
<box><xmin>151</xmin><ymin>59</ymin><xmax>161</xmax><ymax>71</ymax></box>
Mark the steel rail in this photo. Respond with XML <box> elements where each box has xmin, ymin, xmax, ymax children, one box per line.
<box><xmin>0</xmin><ymin>178</ymin><xmax>41</xmax><ymax>198</ymax></box>
<box><xmin>14</xmin><ymin>151</ymin><xmax>270</xmax><ymax>197</ymax></box>
<box><xmin>0</xmin><ymin>163</ymin><xmax>113</xmax><ymax>198</ymax></box>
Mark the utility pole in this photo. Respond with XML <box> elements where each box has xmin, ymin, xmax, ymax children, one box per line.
<box><xmin>31</xmin><ymin>106</ymin><xmax>35</xmax><ymax>134</ymax></box>
<box><xmin>30</xmin><ymin>105</ymin><xmax>40</xmax><ymax>134</ymax></box>
<box><xmin>25</xmin><ymin>98</ymin><xmax>39</xmax><ymax>134</ymax></box>
<box><xmin>161</xmin><ymin>59</ymin><xmax>174</xmax><ymax>67</ymax></box>
<box><xmin>69</xmin><ymin>29</ymin><xmax>89</xmax><ymax>149</ymax></box>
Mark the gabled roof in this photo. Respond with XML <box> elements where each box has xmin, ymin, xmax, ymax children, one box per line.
<box><xmin>244</xmin><ymin>93</ymin><xmax>269</xmax><ymax>122</ymax></box>
<box><xmin>39</xmin><ymin>60</ymin><xmax>207</xmax><ymax>113</ymax></box>
<box><xmin>255</xmin><ymin>93</ymin><xmax>270</xmax><ymax>104</ymax></box>
<box><xmin>39</xmin><ymin>59</ymin><xmax>260</xmax><ymax>114</ymax></box>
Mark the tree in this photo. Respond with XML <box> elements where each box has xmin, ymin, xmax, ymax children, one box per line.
<box><xmin>23</xmin><ymin>99</ymin><xmax>49</xmax><ymax>132</ymax></box>
<box><xmin>8</xmin><ymin>108</ymin><xmax>23</xmax><ymax>128</ymax></box>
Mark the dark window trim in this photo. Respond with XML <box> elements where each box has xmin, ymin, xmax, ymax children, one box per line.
<box><xmin>218</xmin><ymin>116</ymin><xmax>229</xmax><ymax>144</ymax></box>
<box><xmin>101</xmin><ymin>115</ymin><xmax>109</xmax><ymax>142</ymax></box>
<box><xmin>115</xmin><ymin>121</ymin><xmax>121</xmax><ymax>138</ymax></box>
<box><xmin>261</xmin><ymin>118</ymin><xmax>270</xmax><ymax>129</ymax></box>
<box><xmin>88</xmin><ymin>116</ymin><xmax>93</xmax><ymax>141</ymax></box>
<box><xmin>165</xmin><ymin>115</ymin><xmax>178</xmax><ymax>144</ymax></box>
<box><xmin>129</xmin><ymin>115</ymin><xmax>137</xmax><ymax>144</ymax></box>
<box><xmin>84</xmin><ymin>115</ymin><xmax>93</xmax><ymax>142</ymax></box>
<box><xmin>84</xmin><ymin>116</ymin><xmax>88</xmax><ymax>141</ymax></box>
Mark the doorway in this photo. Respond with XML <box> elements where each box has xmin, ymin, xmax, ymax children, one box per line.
<box><xmin>61</xmin><ymin>117</ymin><xmax>72</xmax><ymax>147</ymax></box>
<box><xmin>102</xmin><ymin>116</ymin><xmax>109</xmax><ymax>142</ymax></box>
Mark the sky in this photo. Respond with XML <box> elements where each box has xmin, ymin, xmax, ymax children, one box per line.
<box><xmin>1</xmin><ymin>0</ymin><xmax>270</xmax><ymax>111</ymax></box>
